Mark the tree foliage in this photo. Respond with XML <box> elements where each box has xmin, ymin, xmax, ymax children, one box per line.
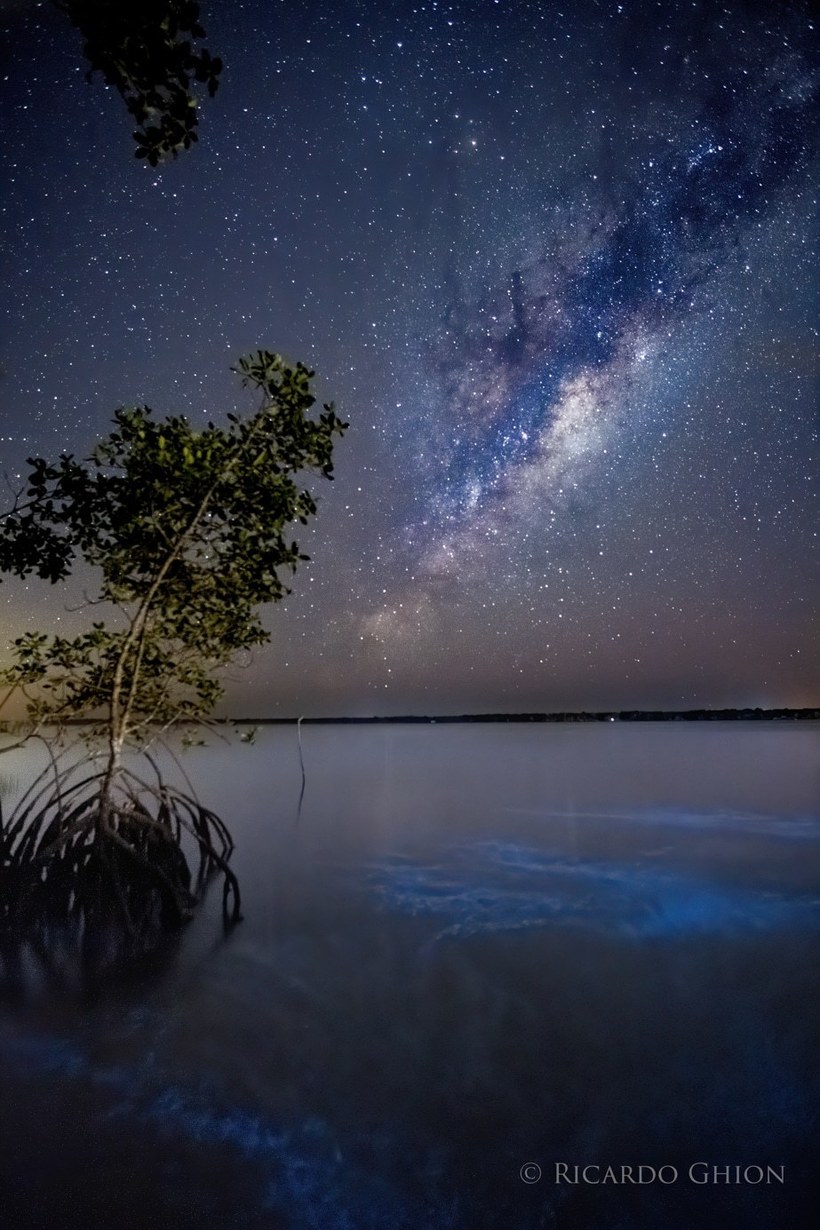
<box><xmin>55</xmin><ymin>0</ymin><xmax>222</xmax><ymax>164</ymax></box>
<box><xmin>0</xmin><ymin>352</ymin><xmax>347</xmax><ymax>746</ymax></box>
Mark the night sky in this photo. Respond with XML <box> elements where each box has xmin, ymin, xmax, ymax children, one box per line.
<box><xmin>1</xmin><ymin>0</ymin><xmax>817</xmax><ymax>715</ymax></box>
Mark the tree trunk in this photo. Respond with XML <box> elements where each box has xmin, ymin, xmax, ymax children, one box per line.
<box><xmin>99</xmin><ymin>680</ymin><xmax>126</xmax><ymax>830</ymax></box>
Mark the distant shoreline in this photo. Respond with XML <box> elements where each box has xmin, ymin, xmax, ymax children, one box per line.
<box><xmin>231</xmin><ymin>708</ymin><xmax>819</xmax><ymax>724</ymax></box>
<box><xmin>9</xmin><ymin>707</ymin><xmax>813</xmax><ymax>727</ymax></box>
<box><xmin>54</xmin><ymin>708</ymin><xmax>816</xmax><ymax>723</ymax></box>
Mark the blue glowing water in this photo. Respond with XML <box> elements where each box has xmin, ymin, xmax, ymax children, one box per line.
<box><xmin>368</xmin><ymin>840</ymin><xmax>820</xmax><ymax>942</ymax></box>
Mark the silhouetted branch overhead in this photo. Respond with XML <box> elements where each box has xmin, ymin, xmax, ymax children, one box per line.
<box><xmin>55</xmin><ymin>0</ymin><xmax>222</xmax><ymax>164</ymax></box>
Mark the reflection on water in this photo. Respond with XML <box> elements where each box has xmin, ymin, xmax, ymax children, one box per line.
<box><xmin>0</xmin><ymin>723</ymin><xmax>818</xmax><ymax>1228</ymax></box>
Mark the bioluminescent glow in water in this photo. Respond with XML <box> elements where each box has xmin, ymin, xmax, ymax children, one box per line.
<box><xmin>505</xmin><ymin>807</ymin><xmax>820</xmax><ymax>841</ymax></box>
<box><xmin>0</xmin><ymin>1030</ymin><xmax>459</xmax><ymax>1230</ymax></box>
<box><xmin>368</xmin><ymin>841</ymin><xmax>820</xmax><ymax>942</ymax></box>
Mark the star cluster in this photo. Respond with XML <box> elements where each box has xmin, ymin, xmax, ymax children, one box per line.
<box><xmin>0</xmin><ymin>0</ymin><xmax>817</xmax><ymax>713</ymax></box>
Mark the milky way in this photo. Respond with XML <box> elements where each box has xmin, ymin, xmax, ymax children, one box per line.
<box><xmin>0</xmin><ymin>0</ymin><xmax>817</xmax><ymax>713</ymax></box>
<box><xmin>377</xmin><ymin>23</ymin><xmax>817</xmax><ymax>615</ymax></box>
<box><xmin>435</xmin><ymin>67</ymin><xmax>810</xmax><ymax>505</ymax></box>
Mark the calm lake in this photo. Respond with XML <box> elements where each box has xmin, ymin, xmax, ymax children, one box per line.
<box><xmin>1</xmin><ymin>722</ymin><xmax>818</xmax><ymax>1229</ymax></box>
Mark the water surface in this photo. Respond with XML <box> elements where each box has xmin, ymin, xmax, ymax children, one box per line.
<box><xmin>1</xmin><ymin>722</ymin><xmax>818</xmax><ymax>1228</ymax></box>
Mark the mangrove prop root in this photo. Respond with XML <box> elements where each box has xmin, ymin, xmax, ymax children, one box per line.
<box><xmin>0</xmin><ymin>761</ymin><xmax>242</xmax><ymax>968</ymax></box>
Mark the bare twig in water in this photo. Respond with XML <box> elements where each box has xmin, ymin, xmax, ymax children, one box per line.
<box><xmin>296</xmin><ymin>715</ymin><xmax>307</xmax><ymax>819</ymax></box>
